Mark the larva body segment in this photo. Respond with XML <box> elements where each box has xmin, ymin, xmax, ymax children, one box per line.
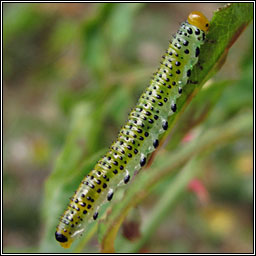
<box><xmin>55</xmin><ymin>11</ymin><xmax>209</xmax><ymax>248</ymax></box>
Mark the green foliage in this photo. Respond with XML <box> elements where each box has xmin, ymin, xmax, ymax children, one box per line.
<box><xmin>3</xmin><ymin>3</ymin><xmax>253</xmax><ymax>253</ymax></box>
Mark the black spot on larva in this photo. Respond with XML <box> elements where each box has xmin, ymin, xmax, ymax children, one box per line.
<box><xmin>97</xmin><ymin>188</ymin><xmax>101</xmax><ymax>193</ymax></box>
<box><xmin>55</xmin><ymin>232</ymin><xmax>68</xmax><ymax>243</ymax></box>
<box><xmin>120</xmin><ymin>165</ymin><xmax>124</xmax><ymax>170</ymax></box>
<box><xmin>172</xmin><ymin>81</ymin><xmax>176</xmax><ymax>86</ymax></box>
<box><xmin>128</xmin><ymin>153</ymin><xmax>132</xmax><ymax>158</ymax></box>
<box><xmin>124</xmin><ymin>175</ymin><xmax>130</xmax><ymax>184</ymax></box>
<box><xmin>87</xmin><ymin>204</ymin><xmax>92</xmax><ymax>209</ymax></box>
<box><xmin>178</xmin><ymin>87</ymin><xmax>182</xmax><ymax>94</ymax></box>
<box><xmin>107</xmin><ymin>191</ymin><xmax>114</xmax><ymax>201</ymax></box>
<box><xmin>195</xmin><ymin>28</ymin><xmax>200</xmax><ymax>35</ymax></box>
<box><xmin>171</xmin><ymin>103</ymin><xmax>177</xmax><ymax>112</ymax></box>
<box><xmin>93</xmin><ymin>212</ymin><xmax>98</xmax><ymax>220</ymax></box>
<box><xmin>127</xmin><ymin>145</ymin><xmax>132</xmax><ymax>150</ymax></box>
<box><xmin>96</xmin><ymin>179</ymin><xmax>101</xmax><ymax>185</ymax></box>
<box><xmin>166</xmin><ymin>77</ymin><xmax>170</xmax><ymax>82</ymax></box>
<box><xmin>80</xmin><ymin>202</ymin><xmax>86</xmax><ymax>207</ymax></box>
<box><xmin>153</xmin><ymin>139</ymin><xmax>159</xmax><ymax>148</ymax></box>
<box><xmin>202</xmin><ymin>32</ymin><xmax>205</xmax><ymax>40</ymax></box>
<box><xmin>164</xmin><ymin>98</ymin><xmax>168</xmax><ymax>102</ymax></box>
<box><xmin>154</xmin><ymin>115</ymin><xmax>159</xmax><ymax>120</ymax></box>
<box><xmin>145</xmin><ymin>132</ymin><xmax>149</xmax><ymax>137</ymax></box>
<box><xmin>83</xmin><ymin>210</ymin><xmax>87</xmax><ymax>214</ymax></box>
<box><xmin>89</xmin><ymin>184</ymin><xmax>95</xmax><ymax>189</ymax></box>
<box><xmin>97</xmin><ymin>171</ymin><xmax>101</xmax><ymax>175</ymax></box>
<box><xmin>148</xmin><ymin>119</ymin><xmax>154</xmax><ymax>124</ymax></box>
<box><xmin>162</xmin><ymin>121</ymin><xmax>168</xmax><ymax>130</ymax></box>
<box><xmin>156</xmin><ymin>95</ymin><xmax>162</xmax><ymax>99</ymax></box>
<box><xmin>140</xmin><ymin>157</ymin><xmax>146</xmax><ymax>167</ymax></box>
<box><xmin>168</xmin><ymin>85</ymin><xmax>171</xmax><ymax>89</ymax></box>
<box><xmin>187</xmin><ymin>27</ymin><xmax>193</xmax><ymax>34</ymax></box>
<box><xmin>195</xmin><ymin>47</ymin><xmax>200</xmax><ymax>57</ymax></box>
<box><xmin>134</xmin><ymin>149</ymin><xmax>138</xmax><ymax>154</ymax></box>
<box><xmin>113</xmin><ymin>169</ymin><xmax>118</xmax><ymax>174</ymax></box>
<box><xmin>71</xmin><ymin>224</ymin><xmax>74</xmax><ymax>228</ymax></box>
<box><xmin>175</xmin><ymin>61</ymin><xmax>181</xmax><ymax>66</ymax></box>
<box><xmin>75</xmin><ymin>199</ymin><xmax>78</xmax><ymax>203</ymax></box>
<box><xmin>183</xmin><ymin>40</ymin><xmax>189</xmax><ymax>46</ymax></box>
<box><xmin>187</xmin><ymin>69</ymin><xmax>191</xmax><ymax>77</ymax></box>
<box><xmin>158</xmin><ymin>102</ymin><xmax>163</xmax><ymax>106</ymax></box>
<box><xmin>103</xmin><ymin>183</ymin><xmax>107</xmax><ymax>188</ymax></box>
<box><xmin>113</xmin><ymin>161</ymin><xmax>118</xmax><ymax>166</ymax></box>
<box><xmin>184</xmin><ymin>49</ymin><xmax>189</xmax><ymax>54</ymax></box>
<box><xmin>137</xmin><ymin>129</ymin><xmax>142</xmax><ymax>133</ymax></box>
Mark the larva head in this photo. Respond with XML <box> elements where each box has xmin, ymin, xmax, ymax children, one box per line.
<box><xmin>55</xmin><ymin>230</ymin><xmax>73</xmax><ymax>248</ymax></box>
<box><xmin>187</xmin><ymin>11</ymin><xmax>209</xmax><ymax>32</ymax></box>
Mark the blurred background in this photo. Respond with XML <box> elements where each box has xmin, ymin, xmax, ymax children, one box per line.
<box><xmin>3</xmin><ymin>3</ymin><xmax>253</xmax><ymax>253</ymax></box>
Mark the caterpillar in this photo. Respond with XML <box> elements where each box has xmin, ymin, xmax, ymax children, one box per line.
<box><xmin>55</xmin><ymin>11</ymin><xmax>209</xmax><ymax>248</ymax></box>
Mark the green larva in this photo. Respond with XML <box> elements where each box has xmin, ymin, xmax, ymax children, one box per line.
<box><xmin>55</xmin><ymin>11</ymin><xmax>210</xmax><ymax>248</ymax></box>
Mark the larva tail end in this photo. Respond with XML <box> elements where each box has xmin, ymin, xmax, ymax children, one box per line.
<box><xmin>60</xmin><ymin>241</ymin><xmax>72</xmax><ymax>249</ymax></box>
<box><xmin>55</xmin><ymin>231</ymin><xmax>72</xmax><ymax>249</ymax></box>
